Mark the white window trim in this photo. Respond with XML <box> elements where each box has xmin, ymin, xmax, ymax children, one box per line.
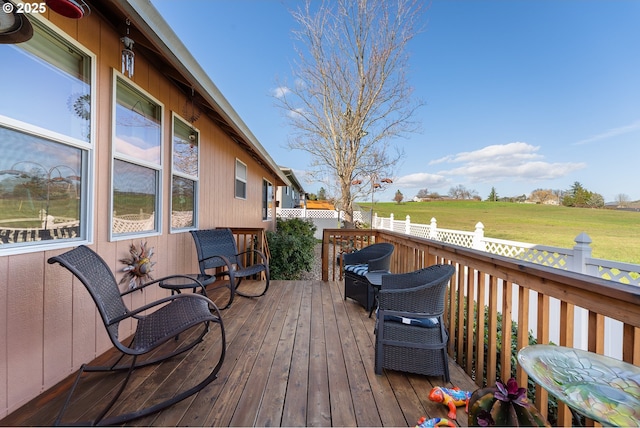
<box><xmin>170</xmin><ymin>112</ymin><xmax>199</xmax><ymax>232</ymax></box>
<box><xmin>0</xmin><ymin>15</ymin><xmax>96</xmax><ymax>256</ymax></box>
<box><xmin>235</xmin><ymin>158</ymin><xmax>247</xmax><ymax>200</ymax></box>
<box><xmin>262</xmin><ymin>178</ymin><xmax>273</xmax><ymax>221</ymax></box>
<box><xmin>109</xmin><ymin>70</ymin><xmax>164</xmax><ymax>241</ymax></box>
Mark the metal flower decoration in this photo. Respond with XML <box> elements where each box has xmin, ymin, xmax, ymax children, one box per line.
<box><xmin>120</xmin><ymin>241</ymin><xmax>155</xmax><ymax>289</ymax></box>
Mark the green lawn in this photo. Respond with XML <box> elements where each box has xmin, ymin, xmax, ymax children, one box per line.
<box><xmin>358</xmin><ymin>201</ymin><xmax>640</xmax><ymax>265</ymax></box>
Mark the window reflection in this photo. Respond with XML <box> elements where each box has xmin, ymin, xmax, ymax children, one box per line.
<box><xmin>0</xmin><ymin>22</ymin><xmax>91</xmax><ymax>142</ymax></box>
<box><xmin>112</xmin><ymin>160</ymin><xmax>157</xmax><ymax>235</ymax></box>
<box><xmin>171</xmin><ymin>176</ymin><xmax>195</xmax><ymax>229</ymax></box>
<box><xmin>0</xmin><ymin>126</ymin><xmax>82</xmax><ymax>244</ymax></box>
<box><xmin>115</xmin><ymin>80</ymin><xmax>161</xmax><ymax>164</ymax></box>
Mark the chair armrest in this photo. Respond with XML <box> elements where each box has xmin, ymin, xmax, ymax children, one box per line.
<box><xmin>235</xmin><ymin>249</ymin><xmax>268</xmax><ymax>265</ymax></box>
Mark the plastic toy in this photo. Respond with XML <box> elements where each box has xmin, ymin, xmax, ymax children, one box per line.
<box><xmin>415</xmin><ymin>416</ymin><xmax>456</xmax><ymax>427</ymax></box>
<box><xmin>428</xmin><ymin>386</ymin><xmax>472</xmax><ymax>420</ymax></box>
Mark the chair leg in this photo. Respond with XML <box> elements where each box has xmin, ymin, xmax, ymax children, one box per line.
<box><xmin>54</xmin><ymin>320</ymin><xmax>224</xmax><ymax>426</ymax></box>
<box><xmin>234</xmin><ymin>275</ymin><xmax>270</xmax><ymax>298</ymax></box>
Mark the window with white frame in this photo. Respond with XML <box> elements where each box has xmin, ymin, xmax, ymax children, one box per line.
<box><xmin>171</xmin><ymin>115</ymin><xmax>198</xmax><ymax>230</ymax></box>
<box><xmin>111</xmin><ymin>76</ymin><xmax>162</xmax><ymax>238</ymax></box>
<box><xmin>0</xmin><ymin>18</ymin><xmax>92</xmax><ymax>252</ymax></box>
<box><xmin>235</xmin><ymin>159</ymin><xmax>247</xmax><ymax>199</ymax></box>
<box><xmin>262</xmin><ymin>179</ymin><xmax>273</xmax><ymax>220</ymax></box>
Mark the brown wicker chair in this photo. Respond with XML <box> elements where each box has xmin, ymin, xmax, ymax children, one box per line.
<box><xmin>48</xmin><ymin>245</ymin><xmax>225</xmax><ymax>426</ymax></box>
<box><xmin>191</xmin><ymin>228</ymin><xmax>270</xmax><ymax>309</ymax></box>
<box><xmin>343</xmin><ymin>242</ymin><xmax>394</xmax><ymax>311</ymax></box>
<box><xmin>374</xmin><ymin>264</ymin><xmax>455</xmax><ymax>381</ymax></box>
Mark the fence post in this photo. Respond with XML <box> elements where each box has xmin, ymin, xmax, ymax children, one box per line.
<box><xmin>389</xmin><ymin>213</ymin><xmax>394</xmax><ymax>231</ymax></box>
<box><xmin>405</xmin><ymin>215</ymin><xmax>411</xmax><ymax>235</ymax></box>
<box><xmin>572</xmin><ymin>232</ymin><xmax>592</xmax><ymax>274</ymax></box>
<box><xmin>373</xmin><ymin>213</ymin><xmax>378</xmax><ymax>229</ymax></box>
<box><xmin>473</xmin><ymin>222</ymin><xmax>485</xmax><ymax>251</ymax></box>
<box><xmin>429</xmin><ymin>217</ymin><xmax>438</xmax><ymax>239</ymax></box>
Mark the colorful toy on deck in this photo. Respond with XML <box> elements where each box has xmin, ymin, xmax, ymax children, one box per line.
<box><xmin>428</xmin><ymin>386</ymin><xmax>472</xmax><ymax>420</ymax></box>
<box><xmin>415</xmin><ymin>416</ymin><xmax>456</xmax><ymax>427</ymax></box>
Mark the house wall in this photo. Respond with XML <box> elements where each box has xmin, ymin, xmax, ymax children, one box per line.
<box><xmin>0</xmin><ymin>9</ymin><xmax>278</xmax><ymax>417</ymax></box>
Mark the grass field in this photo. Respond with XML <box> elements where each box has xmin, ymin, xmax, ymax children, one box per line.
<box><xmin>358</xmin><ymin>201</ymin><xmax>640</xmax><ymax>265</ymax></box>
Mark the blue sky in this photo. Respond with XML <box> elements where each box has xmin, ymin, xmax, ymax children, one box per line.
<box><xmin>151</xmin><ymin>0</ymin><xmax>640</xmax><ymax>203</ymax></box>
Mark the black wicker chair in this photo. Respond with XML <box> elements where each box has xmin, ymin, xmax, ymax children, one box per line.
<box><xmin>374</xmin><ymin>264</ymin><xmax>455</xmax><ymax>382</ymax></box>
<box><xmin>190</xmin><ymin>228</ymin><xmax>270</xmax><ymax>309</ymax></box>
<box><xmin>48</xmin><ymin>245</ymin><xmax>225</xmax><ymax>426</ymax></box>
<box><xmin>343</xmin><ymin>242</ymin><xmax>394</xmax><ymax>312</ymax></box>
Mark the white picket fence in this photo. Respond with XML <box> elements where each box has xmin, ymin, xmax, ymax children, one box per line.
<box><xmin>373</xmin><ymin>213</ymin><xmax>640</xmax><ymax>286</ymax></box>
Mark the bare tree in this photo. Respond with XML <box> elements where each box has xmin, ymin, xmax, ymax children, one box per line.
<box><xmin>448</xmin><ymin>184</ymin><xmax>477</xmax><ymax>200</ymax></box>
<box><xmin>275</xmin><ymin>0</ymin><xmax>425</xmax><ymax>226</ymax></box>
<box><xmin>616</xmin><ymin>193</ymin><xmax>630</xmax><ymax>208</ymax></box>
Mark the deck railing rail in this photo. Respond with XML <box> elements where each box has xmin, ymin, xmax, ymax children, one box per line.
<box><xmin>321</xmin><ymin>228</ymin><xmax>640</xmax><ymax>427</ymax></box>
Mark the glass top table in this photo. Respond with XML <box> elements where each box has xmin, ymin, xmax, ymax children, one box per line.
<box><xmin>159</xmin><ymin>273</ymin><xmax>213</xmax><ymax>295</ymax></box>
<box><xmin>518</xmin><ymin>344</ymin><xmax>640</xmax><ymax>427</ymax></box>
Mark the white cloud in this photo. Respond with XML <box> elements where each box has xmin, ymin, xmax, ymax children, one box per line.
<box><xmin>423</xmin><ymin>142</ymin><xmax>586</xmax><ymax>184</ymax></box>
<box><xmin>575</xmin><ymin>119</ymin><xmax>640</xmax><ymax>146</ymax></box>
<box><xmin>272</xmin><ymin>86</ymin><xmax>290</xmax><ymax>98</ymax></box>
<box><xmin>394</xmin><ymin>172</ymin><xmax>449</xmax><ymax>188</ymax></box>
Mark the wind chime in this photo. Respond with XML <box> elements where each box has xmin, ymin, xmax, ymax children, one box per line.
<box><xmin>121</xmin><ymin>19</ymin><xmax>135</xmax><ymax>78</ymax></box>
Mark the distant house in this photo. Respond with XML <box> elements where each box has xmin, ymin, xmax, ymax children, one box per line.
<box><xmin>306</xmin><ymin>200</ymin><xmax>336</xmax><ymax>210</ymax></box>
<box><xmin>277</xmin><ymin>167</ymin><xmax>305</xmax><ymax>208</ymax></box>
<box><xmin>0</xmin><ymin>0</ymin><xmax>288</xmax><ymax>417</ymax></box>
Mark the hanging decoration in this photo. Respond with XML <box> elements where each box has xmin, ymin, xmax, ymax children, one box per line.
<box><xmin>121</xmin><ymin>19</ymin><xmax>135</xmax><ymax>78</ymax></box>
<box><xmin>119</xmin><ymin>241</ymin><xmax>155</xmax><ymax>289</ymax></box>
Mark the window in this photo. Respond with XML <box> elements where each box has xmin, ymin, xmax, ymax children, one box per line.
<box><xmin>0</xmin><ymin>18</ymin><xmax>92</xmax><ymax>253</ymax></box>
<box><xmin>235</xmin><ymin>159</ymin><xmax>247</xmax><ymax>199</ymax></box>
<box><xmin>262</xmin><ymin>179</ymin><xmax>273</xmax><ymax>221</ymax></box>
<box><xmin>171</xmin><ymin>115</ymin><xmax>198</xmax><ymax>230</ymax></box>
<box><xmin>111</xmin><ymin>76</ymin><xmax>162</xmax><ymax>238</ymax></box>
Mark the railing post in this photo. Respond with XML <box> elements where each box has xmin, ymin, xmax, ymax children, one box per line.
<box><xmin>572</xmin><ymin>232</ymin><xmax>592</xmax><ymax>274</ymax></box>
<box><xmin>473</xmin><ymin>222</ymin><xmax>485</xmax><ymax>251</ymax></box>
<box><xmin>405</xmin><ymin>215</ymin><xmax>411</xmax><ymax>235</ymax></box>
<box><xmin>389</xmin><ymin>213</ymin><xmax>394</xmax><ymax>231</ymax></box>
<box><xmin>429</xmin><ymin>217</ymin><xmax>438</xmax><ymax>239</ymax></box>
<box><xmin>373</xmin><ymin>212</ymin><xmax>378</xmax><ymax>229</ymax></box>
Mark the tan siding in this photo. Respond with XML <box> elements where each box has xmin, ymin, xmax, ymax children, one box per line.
<box><xmin>0</xmin><ymin>256</ymin><xmax>8</xmax><ymax>415</ymax></box>
<box><xmin>7</xmin><ymin>253</ymin><xmax>44</xmax><ymax>409</ymax></box>
<box><xmin>0</xmin><ymin>7</ymin><xmax>281</xmax><ymax>417</ymax></box>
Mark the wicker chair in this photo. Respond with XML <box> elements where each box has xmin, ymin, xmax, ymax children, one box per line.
<box><xmin>191</xmin><ymin>228</ymin><xmax>270</xmax><ymax>309</ymax></box>
<box><xmin>48</xmin><ymin>245</ymin><xmax>225</xmax><ymax>426</ymax></box>
<box><xmin>374</xmin><ymin>264</ymin><xmax>455</xmax><ymax>381</ymax></box>
<box><xmin>343</xmin><ymin>242</ymin><xmax>394</xmax><ymax>311</ymax></box>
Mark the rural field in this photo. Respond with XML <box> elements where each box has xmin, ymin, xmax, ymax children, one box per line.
<box><xmin>358</xmin><ymin>201</ymin><xmax>640</xmax><ymax>265</ymax></box>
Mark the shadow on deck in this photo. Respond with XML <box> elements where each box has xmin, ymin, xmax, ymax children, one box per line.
<box><xmin>1</xmin><ymin>280</ymin><xmax>477</xmax><ymax>427</ymax></box>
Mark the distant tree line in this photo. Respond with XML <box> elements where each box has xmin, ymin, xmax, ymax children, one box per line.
<box><xmin>411</xmin><ymin>181</ymin><xmax>614</xmax><ymax>209</ymax></box>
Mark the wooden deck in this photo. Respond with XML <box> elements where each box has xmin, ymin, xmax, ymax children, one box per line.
<box><xmin>1</xmin><ymin>280</ymin><xmax>477</xmax><ymax>427</ymax></box>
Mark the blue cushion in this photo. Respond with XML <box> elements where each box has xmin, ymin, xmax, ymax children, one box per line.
<box><xmin>344</xmin><ymin>264</ymin><xmax>368</xmax><ymax>276</ymax></box>
<box><xmin>384</xmin><ymin>314</ymin><xmax>439</xmax><ymax>328</ymax></box>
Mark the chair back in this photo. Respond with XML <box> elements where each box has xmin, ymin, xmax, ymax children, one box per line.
<box><xmin>191</xmin><ymin>228</ymin><xmax>240</xmax><ymax>271</ymax></box>
<box><xmin>379</xmin><ymin>264</ymin><xmax>455</xmax><ymax>315</ymax></box>
<box><xmin>344</xmin><ymin>242</ymin><xmax>394</xmax><ymax>271</ymax></box>
<box><xmin>48</xmin><ymin>245</ymin><xmax>128</xmax><ymax>341</ymax></box>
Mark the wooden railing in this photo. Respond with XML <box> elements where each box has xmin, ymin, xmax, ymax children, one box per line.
<box><xmin>229</xmin><ymin>227</ymin><xmax>270</xmax><ymax>278</ymax></box>
<box><xmin>322</xmin><ymin>228</ymin><xmax>640</xmax><ymax>426</ymax></box>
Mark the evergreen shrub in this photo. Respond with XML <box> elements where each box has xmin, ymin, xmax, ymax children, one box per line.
<box><xmin>267</xmin><ymin>218</ymin><xmax>317</xmax><ymax>280</ymax></box>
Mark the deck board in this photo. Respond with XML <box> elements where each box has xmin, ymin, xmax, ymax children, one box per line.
<box><xmin>0</xmin><ymin>280</ymin><xmax>477</xmax><ymax>427</ymax></box>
